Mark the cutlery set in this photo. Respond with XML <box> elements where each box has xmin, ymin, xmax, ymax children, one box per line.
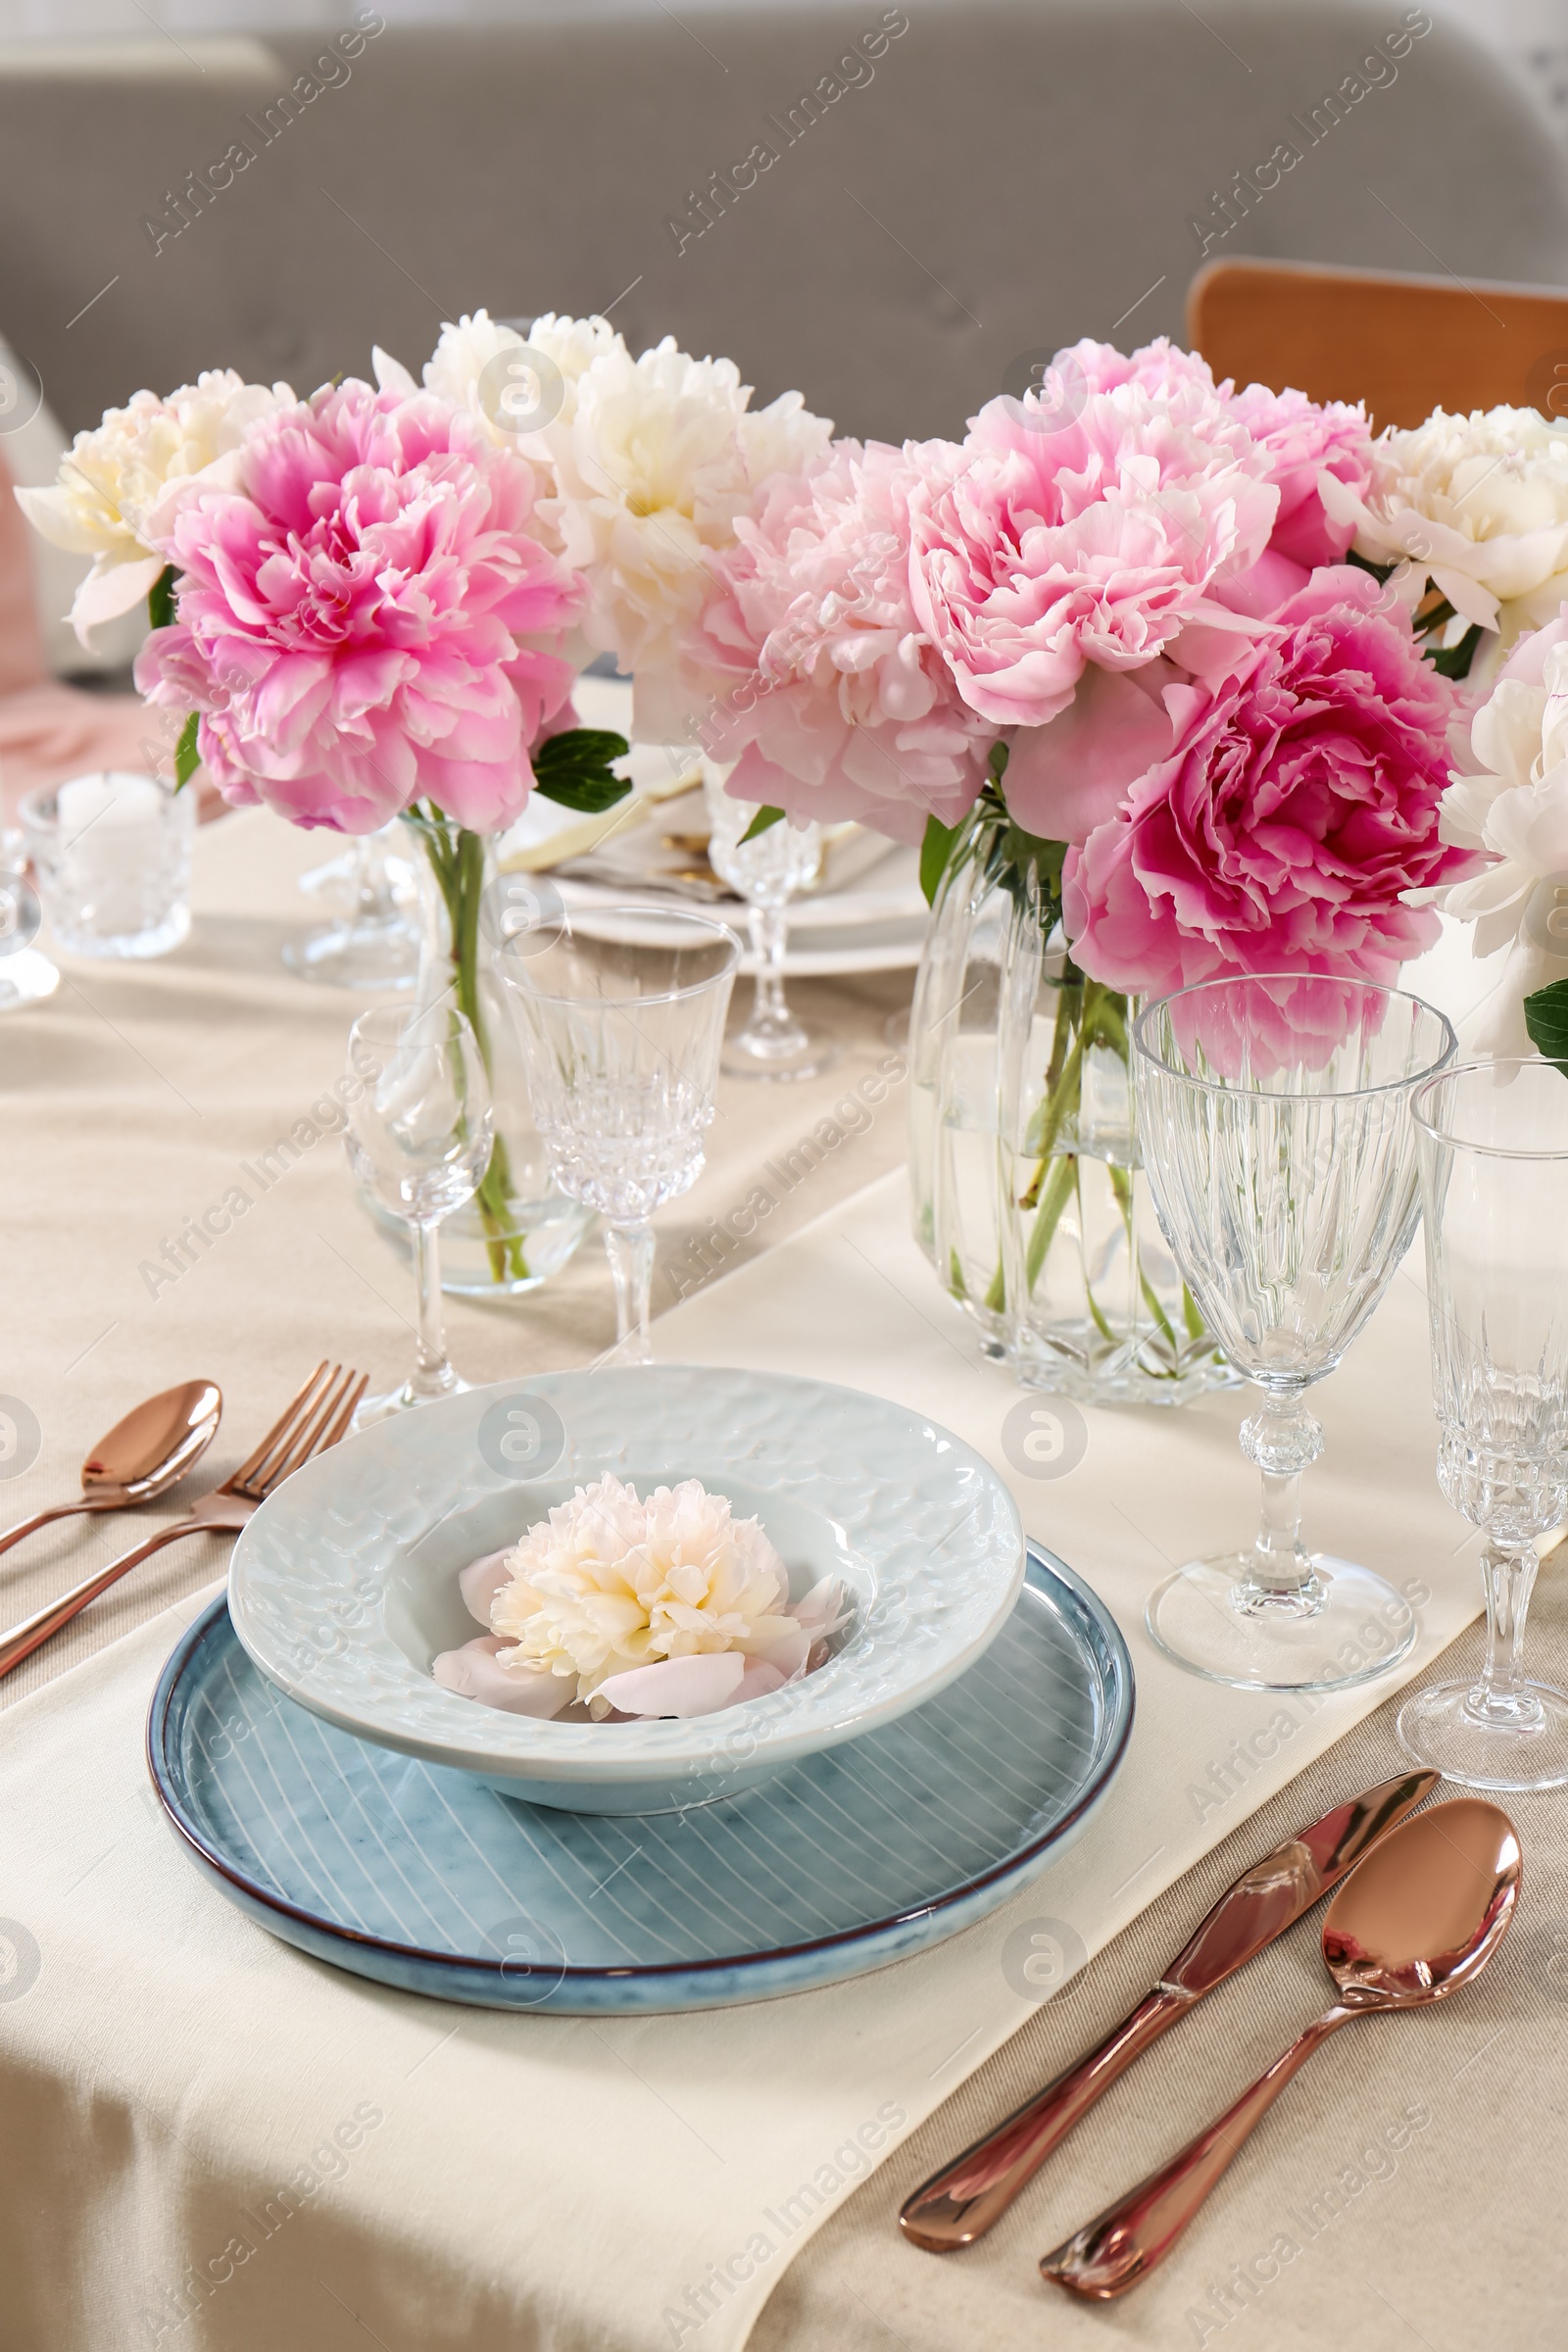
<box><xmin>902</xmin><ymin>1771</ymin><xmax>1522</xmax><ymax>2297</ymax></box>
<box><xmin>0</xmin><ymin>1362</ymin><xmax>364</xmax><ymax>1679</ymax></box>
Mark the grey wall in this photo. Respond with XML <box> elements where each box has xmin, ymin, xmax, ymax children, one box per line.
<box><xmin>2</xmin><ymin>0</ymin><xmax>1565</xmax><ymax>443</ymax></box>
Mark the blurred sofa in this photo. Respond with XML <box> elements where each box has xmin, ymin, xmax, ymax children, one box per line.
<box><xmin>0</xmin><ymin>0</ymin><xmax>1566</xmax><ymax>762</ymax></box>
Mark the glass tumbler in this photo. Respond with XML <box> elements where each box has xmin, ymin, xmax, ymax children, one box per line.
<box><xmin>1133</xmin><ymin>973</ymin><xmax>1455</xmax><ymax>1691</ymax></box>
<box><xmin>1397</xmin><ymin>1057</ymin><xmax>1568</xmax><ymax>1790</ymax></box>
<box><xmin>496</xmin><ymin>906</ymin><xmax>740</xmax><ymax>1362</ymax></box>
<box><xmin>23</xmin><ymin>770</ymin><xmax>194</xmax><ymax>957</ymax></box>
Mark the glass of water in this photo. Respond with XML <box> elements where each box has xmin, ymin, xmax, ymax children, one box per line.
<box><xmin>497</xmin><ymin>906</ymin><xmax>740</xmax><ymax>1361</ymax></box>
<box><xmin>1398</xmin><ymin>1057</ymin><xmax>1568</xmax><ymax>1790</ymax></box>
<box><xmin>22</xmin><ymin>770</ymin><xmax>194</xmax><ymax>958</ymax></box>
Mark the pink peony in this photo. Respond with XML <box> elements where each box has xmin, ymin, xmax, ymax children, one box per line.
<box><xmin>135</xmin><ymin>379</ymin><xmax>582</xmax><ymax>833</ymax></box>
<box><xmin>1059</xmin><ymin>338</ymin><xmax>1375</xmax><ymax>574</ymax></box>
<box><xmin>695</xmin><ymin>438</ymin><xmax>994</xmax><ymax>842</ymax></box>
<box><xmin>1063</xmin><ymin>567</ymin><xmax>1470</xmax><ymax>996</ymax></box>
<box><xmin>906</xmin><ymin>376</ymin><xmax>1279</xmax><ymax>731</ymax></box>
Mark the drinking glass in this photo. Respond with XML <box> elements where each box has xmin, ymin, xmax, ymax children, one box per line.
<box><xmin>344</xmin><ymin>1003</ymin><xmax>494</xmax><ymax>1426</ymax></box>
<box><xmin>0</xmin><ymin>834</ymin><xmax>57</xmax><ymax>1011</ymax></box>
<box><xmin>703</xmin><ymin>767</ymin><xmax>835</xmax><ymax>1080</ymax></box>
<box><xmin>496</xmin><ymin>906</ymin><xmax>740</xmax><ymax>1362</ymax></box>
<box><xmin>285</xmin><ymin>824</ymin><xmax>419</xmax><ymax>991</ymax></box>
<box><xmin>1397</xmin><ymin>1058</ymin><xmax>1568</xmax><ymax>1790</ymax></box>
<box><xmin>1132</xmin><ymin>974</ymin><xmax>1455</xmax><ymax>1691</ymax></box>
<box><xmin>22</xmin><ymin>770</ymin><xmax>194</xmax><ymax>957</ymax></box>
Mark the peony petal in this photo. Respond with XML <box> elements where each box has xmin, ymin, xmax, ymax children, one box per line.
<box><xmin>594</xmin><ymin>1652</ymin><xmax>747</xmax><ymax>1719</ymax></box>
<box><xmin>431</xmin><ymin>1637</ymin><xmax>574</xmax><ymax>1716</ymax></box>
<box><xmin>459</xmin><ymin>1548</ymin><xmax>513</xmax><ymax>1628</ymax></box>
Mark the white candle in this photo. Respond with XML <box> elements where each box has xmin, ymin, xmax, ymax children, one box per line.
<box><xmin>56</xmin><ymin>771</ymin><xmax>166</xmax><ymax>845</ymax></box>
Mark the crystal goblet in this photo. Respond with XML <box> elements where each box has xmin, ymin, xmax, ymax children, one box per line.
<box><xmin>1397</xmin><ymin>1057</ymin><xmax>1568</xmax><ymax>1790</ymax></box>
<box><xmin>1133</xmin><ymin>973</ymin><xmax>1455</xmax><ymax>1691</ymax></box>
<box><xmin>703</xmin><ymin>768</ymin><xmax>836</xmax><ymax>1081</ymax></box>
<box><xmin>496</xmin><ymin>906</ymin><xmax>740</xmax><ymax>1363</ymax></box>
<box><xmin>285</xmin><ymin>824</ymin><xmax>419</xmax><ymax>991</ymax></box>
<box><xmin>344</xmin><ymin>1002</ymin><xmax>494</xmax><ymax>1426</ymax></box>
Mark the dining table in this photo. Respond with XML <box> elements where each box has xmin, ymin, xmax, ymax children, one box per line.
<box><xmin>1</xmin><ymin>789</ymin><xmax>1564</xmax><ymax>2352</ymax></box>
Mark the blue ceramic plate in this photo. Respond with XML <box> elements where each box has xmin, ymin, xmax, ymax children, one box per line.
<box><xmin>148</xmin><ymin>1544</ymin><xmax>1133</xmax><ymax>2014</ymax></box>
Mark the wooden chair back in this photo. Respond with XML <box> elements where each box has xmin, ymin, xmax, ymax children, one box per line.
<box><xmin>1187</xmin><ymin>257</ymin><xmax>1568</xmax><ymax>428</ymax></box>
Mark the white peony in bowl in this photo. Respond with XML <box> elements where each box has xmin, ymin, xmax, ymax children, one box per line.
<box><xmin>227</xmin><ymin>1366</ymin><xmax>1025</xmax><ymax>1813</ymax></box>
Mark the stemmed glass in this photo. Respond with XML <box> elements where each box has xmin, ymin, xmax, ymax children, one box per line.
<box><xmin>1397</xmin><ymin>1057</ymin><xmax>1568</xmax><ymax>1789</ymax></box>
<box><xmin>496</xmin><ymin>906</ymin><xmax>740</xmax><ymax>1362</ymax></box>
<box><xmin>286</xmin><ymin>825</ymin><xmax>419</xmax><ymax>991</ymax></box>
<box><xmin>703</xmin><ymin>767</ymin><xmax>836</xmax><ymax>1080</ymax></box>
<box><xmin>344</xmin><ymin>1003</ymin><xmax>494</xmax><ymax>1426</ymax></box>
<box><xmin>1133</xmin><ymin>973</ymin><xmax>1455</xmax><ymax>1691</ymax></box>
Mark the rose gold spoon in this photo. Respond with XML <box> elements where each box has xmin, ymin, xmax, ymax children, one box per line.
<box><xmin>1040</xmin><ymin>1797</ymin><xmax>1521</xmax><ymax>2300</ymax></box>
<box><xmin>0</xmin><ymin>1381</ymin><xmax>221</xmax><ymax>1557</ymax></box>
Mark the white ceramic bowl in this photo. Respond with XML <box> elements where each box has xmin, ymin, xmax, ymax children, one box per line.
<box><xmin>228</xmin><ymin>1366</ymin><xmax>1025</xmax><ymax>1813</ymax></box>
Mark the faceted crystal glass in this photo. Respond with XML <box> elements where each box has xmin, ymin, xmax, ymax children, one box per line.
<box><xmin>1397</xmin><ymin>1057</ymin><xmax>1568</xmax><ymax>1790</ymax></box>
<box><xmin>1133</xmin><ymin>974</ymin><xmax>1455</xmax><ymax>1691</ymax></box>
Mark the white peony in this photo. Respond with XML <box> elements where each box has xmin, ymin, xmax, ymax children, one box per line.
<box><xmin>373</xmin><ymin>307</ymin><xmax>622</xmax><ymax>467</ymax></box>
<box><xmin>14</xmin><ymin>369</ymin><xmax>292</xmax><ymax>643</ymax></box>
<box><xmin>1422</xmin><ymin>608</ymin><xmax>1568</xmax><ymax>1052</ymax></box>
<box><xmin>541</xmin><ymin>337</ymin><xmax>833</xmax><ymax>740</ymax></box>
<box><xmin>488</xmin><ymin>1473</ymin><xmax>813</xmax><ymax>1714</ymax></box>
<box><xmin>1322</xmin><ymin>405</ymin><xmax>1568</xmax><ymax>644</ymax></box>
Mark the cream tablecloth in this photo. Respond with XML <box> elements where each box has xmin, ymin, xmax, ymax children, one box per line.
<box><xmin>0</xmin><ymin>808</ymin><xmax>1557</xmax><ymax>2352</ymax></box>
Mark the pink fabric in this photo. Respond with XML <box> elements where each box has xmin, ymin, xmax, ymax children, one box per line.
<box><xmin>136</xmin><ymin>379</ymin><xmax>582</xmax><ymax>835</ymax></box>
<box><xmin>1064</xmin><ymin>567</ymin><xmax>1471</xmax><ymax>995</ymax></box>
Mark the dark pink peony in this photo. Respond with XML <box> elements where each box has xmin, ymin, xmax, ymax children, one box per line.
<box><xmin>1063</xmin><ymin>568</ymin><xmax>1471</xmax><ymax>995</ymax></box>
<box><xmin>135</xmin><ymin>380</ymin><xmax>582</xmax><ymax>832</ymax></box>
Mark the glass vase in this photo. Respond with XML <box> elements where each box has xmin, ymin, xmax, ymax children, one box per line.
<box><xmin>908</xmin><ymin>805</ymin><xmax>1235</xmax><ymax>1405</ymax></box>
<box><xmin>354</xmin><ymin>812</ymin><xmax>593</xmax><ymax>1297</ymax></box>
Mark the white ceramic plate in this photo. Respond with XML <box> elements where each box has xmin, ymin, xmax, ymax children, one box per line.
<box><xmin>228</xmin><ymin>1367</ymin><xmax>1025</xmax><ymax>1813</ymax></box>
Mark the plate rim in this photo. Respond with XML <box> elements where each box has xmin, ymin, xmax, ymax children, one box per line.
<box><xmin>147</xmin><ymin>1543</ymin><xmax>1135</xmax><ymax>1995</ymax></box>
<box><xmin>226</xmin><ymin>1364</ymin><xmax>1027</xmax><ymax>1785</ymax></box>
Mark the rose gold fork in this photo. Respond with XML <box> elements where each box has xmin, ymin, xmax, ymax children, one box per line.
<box><xmin>0</xmin><ymin>1361</ymin><xmax>367</xmax><ymax>1678</ymax></box>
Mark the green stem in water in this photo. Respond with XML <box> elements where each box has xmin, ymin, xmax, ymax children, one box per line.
<box><xmin>1024</xmin><ymin>1152</ymin><xmax>1079</xmax><ymax>1297</ymax></box>
<box><xmin>1107</xmin><ymin>1161</ymin><xmax>1179</xmax><ymax>1363</ymax></box>
<box><xmin>413</xmin><ymin>809</ymin><xmax>529</xmax><ymax>1286</ymax></box>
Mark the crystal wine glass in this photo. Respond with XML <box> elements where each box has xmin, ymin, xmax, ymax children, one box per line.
<box><xmin>496</xmin><ymin>906</ymin><xmax>740</xmax><ymax>1362</ymax></box>
<box><xmin>1397</xmin><ymin>1057</ymin><xmax>1568</xmax><ymax>1789</ymax></box>
<box><xmin>344</xmin><ymin>1002</ymin><xmax>494</xmax><ymax>1426</ymax></box>
<box><xmin>1132</xmin><ymin>973</ymin><xmax>1455</xmax><ymax>1691</ymax></box>
<box><xmin>703</xmin><ymin>766</ymin><xmax>836</xmax><ymax>1080</ymax></box>
<box><xmin>285</xmin><ymin>824</ymin><xmax>419</xmax><ymax>991</ymax></box>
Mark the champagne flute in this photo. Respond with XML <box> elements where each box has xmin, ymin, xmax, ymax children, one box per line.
<box><xmin>497</xmin><ymin>906</ymin><xmax>740</xmax><ymax>1362</ymax></box>
<box><xmin>344</xmin><ymin>1003</ymin><xmax>493</xmax><ymax>1425</ymax></box>
<box><xmin>1398</xmin><ymin>1056</ymin><xmax>1568</xmax><ymax>1789</ymax></box>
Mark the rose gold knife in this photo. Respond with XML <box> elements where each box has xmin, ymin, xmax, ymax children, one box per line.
<box><xmin>898</xmin><ymin>1769</ymin><xmax>1439</xmax><ymax>2252</ymax></box>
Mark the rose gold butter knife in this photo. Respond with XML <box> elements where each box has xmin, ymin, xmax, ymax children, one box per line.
<box><xmin>898</xmin><ymin>1769</ymin><xmax>1438</xmax><ymax>2252</ymax></box>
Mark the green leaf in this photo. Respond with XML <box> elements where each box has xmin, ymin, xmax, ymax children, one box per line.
<box><xmin>530</xmin><ymin>726</ymin><xmax>633</xmax><ymax>813</ymax></box>
<box><xmin>740</xmin><ymin>805</ymin><xmax>785</xmax><ymax>843</ymax></box>
<box><xmin>987</xmin><ymin>738</ymin><xmax>1010</xmax><ymax>782</ymax></box>
<box><xmin>1427</xmin><ymin>622</ymin><xmax>1486</xmax><ymax>681</ymax></box>
<box><xmin>172</xmin><ymin>709</ymin><xmax>200</xmax><ymax>789</ymax></box>
<box><xmin>919</xmin><ymin>814</ymin><xmax>958</xmax><ymax>906</ymax></box>
<box><xmin>1525</xmin><ymin>977</ymin><xmax>1568</xmax><ymax>1075</ymax></box>
<box><xmin>147</xmin><ymin>564</ymin><xmax>177</xmax><ymax>632</ymax></box>
<box><xmin>1346</xmin><ymin>549</ymin><xmax>1398</xmax><ymax>586</ymax></box>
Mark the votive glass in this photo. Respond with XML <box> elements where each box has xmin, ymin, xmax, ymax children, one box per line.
<box><xmin>22</xmin><ymin>770</ymin><xmax>194</xmax><ymax>958</ymax></box>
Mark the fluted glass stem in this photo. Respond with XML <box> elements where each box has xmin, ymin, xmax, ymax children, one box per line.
<box><xmin>1472</xmin><ymin>1541</ymin><xmax>1543</xmax><ymax>1727</ymax></box>
<box><xmin>607</xmin><ymin>1222</ymin><xmax>656</xmax><ymax>1363</ymax></box>
<box><xmin>1237</xmin><ymin>1392</ymin><xmax>1324</xmax><ymax>1608</ymax></box>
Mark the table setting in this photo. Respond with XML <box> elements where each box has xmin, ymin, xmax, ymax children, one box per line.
<box><xmin>3</xmin><ymin>304</ymin><xmax>1568</xmax><ymax>2352</ymax></box>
